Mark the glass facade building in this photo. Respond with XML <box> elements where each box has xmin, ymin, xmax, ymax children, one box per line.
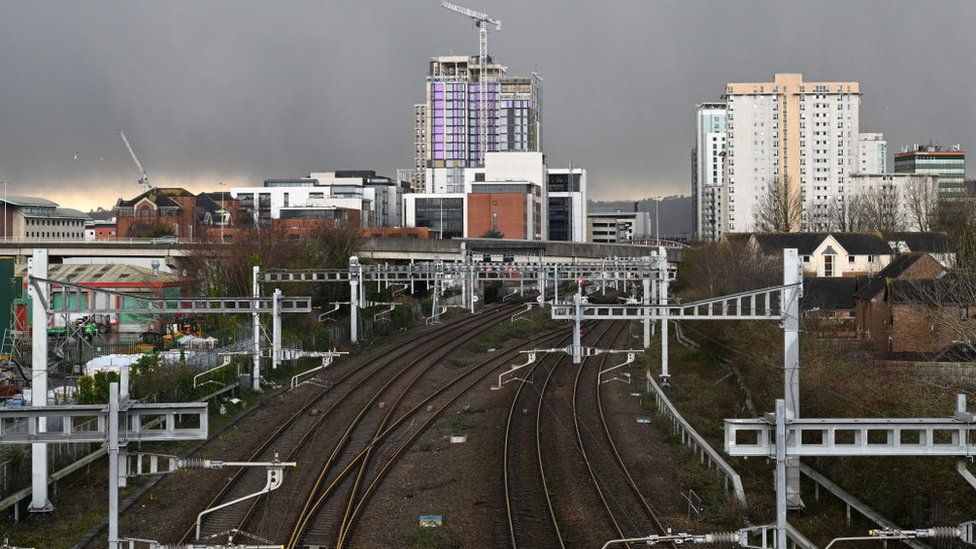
<box><xmin>422</xmin><ymin>56</ymin><xmax>542</xmax><ymax>192</ymax></box>
<box><xmin>894</xmin><ymin>145</ymin><xmax>966</xmax><ymax>199</ymax></box>
<box><xmin>413</xmin><ymin>197</ymin><xmax>465</xmax><ymax>239</ymax></box>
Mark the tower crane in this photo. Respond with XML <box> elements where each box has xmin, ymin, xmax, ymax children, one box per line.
<box><xmin>440</xmin><ymin>1</ymin><xmax>500</xmax><ymax>166</ymax></box>
<box><xmin>119</xmin><ymin>131</ymin><xmax>152</xmax><ymax>191</ymax></box>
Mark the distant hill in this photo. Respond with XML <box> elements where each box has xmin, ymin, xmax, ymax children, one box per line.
<box><xmin>588</xmin><ymin>195</ymin><xmax>692</xmax><ymax>237</ymax></box>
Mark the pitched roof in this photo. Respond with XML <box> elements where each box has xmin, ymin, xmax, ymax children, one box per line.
<box><xmin>748</xmin><ymin>233</ymin><xmax>892</xmax><ymax>256</ymax></box>
<box><xmin>887</xmin><ymin>276</ymin><xmax>973</xmax><ymax>304</ymax></box>
<box><xmin>14</xmin><ymin>262</ymin><xmax>180</xmax><ymax>284</ymax></box>
<box><xmin>888</xmin><ymin>232</ymin><xmax>956</xmax><ymax>254</ymax></box>
<box><xmin>0</xmin><ymin>195</ymin><xmax>58</xmax><ymax>208</ymax></box>
<box><xmin>802</xmin><ymin>277</ymin><xmax>857</xmax><ymax>311</ymax></box>
<box><xmin>201</xmin><ymin>191</ymin><xmax>235</xmax><ymax>202</ymax></box>
<box><xmin>853</xmin><ymin>253</ymin><xmax>942</xmax><ymax>300</ymax></box>
<box><xmin>831</xmin><ymin>233</ymin><xmax>893</xmax><ymax>255</ymax></box>
<box><xmin>750</xmin><ymin>233</ymin><xmax>830</xmax><ymax>255</ymax></box>
<box><xmin>116</xmin><ymin>187</ymin><xmax>191</xmax><ymax>208</ymax></box>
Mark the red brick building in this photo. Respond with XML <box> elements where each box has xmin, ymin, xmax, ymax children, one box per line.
<box><xmin>115</xmin><ymin>188</ymin><xmax>238</xmax><ymax>240</ymax></box>
<box><xmin>466</xmin><ymin>182</ymin><xmax>542</xmax><ymax>240</ymax></box>
<box><xmin>854</xmin><ymin>253</ymin><xmax>966</xmax><ymax>354</ymax></box>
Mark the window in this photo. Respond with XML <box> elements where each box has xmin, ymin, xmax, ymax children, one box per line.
<box><xmin>848</xmin><ymin>255</ymin><xmax>855</xmax><ymax>262</ymax></box>
<box><xmin>803</xmin><ymin>255</ymin><xmax>811</xmax><ymax>263</ymax></box>
<box><xmin>824</xmin><ymin>255</ymin><xmax>834</xmax><ymax>277</ymax></box>
<box><xmin>868</xmin><ymin>255</ymin><xmax>876</xmax><ymax>263</ymax></box>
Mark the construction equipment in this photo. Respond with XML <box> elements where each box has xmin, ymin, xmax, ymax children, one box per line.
<box><xmin>440</xmin><ymin>1</ymin><xmax>501</xmax><ymax>166</ymax></box>
<box><xmin>119</xmin><ymin>131</ymin><xmax>152</xmax><ymax>191</ymax></box>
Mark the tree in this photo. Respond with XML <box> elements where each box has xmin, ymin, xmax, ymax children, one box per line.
<box><xmin>675</xmin><ymin>240</ymin><xmax>779</xmax><ymax>300</ymax></box>
<box><xmin>481</xmin><ymin>229</ymin><xmax>504</xmax><ymax>239</ymax></box>
<box><xmin>829</xmin><ymin>194</ymin><xmax>867</xmax><ymax>233</ymax></box>
<box><xmin>904</xmin><ymin>177</ymin><xmax>939</xmax><ymax>232</ymax></box>
<box><xmin>936</xmin><ymin>200</ymin><xmax>976</xmax><ymax>267</ymax></box>
<box><xmin>754</xmin><ymin>176</ymin><xmax>801</xmax><ymax>232</ymax></box>
<box><xmin>77</xmin><ymin>370</ymin><xmax>120</xmax><ymax>404</ymax></box>
<box><xmin>857</xmin><ymin>187</ymin><xmax>902</xmax><ymax>236</ymax></box>
<box><xmin>897</xmin><ymin>274</ymin><xmax>976</xmax><ymax>358</ymax></box>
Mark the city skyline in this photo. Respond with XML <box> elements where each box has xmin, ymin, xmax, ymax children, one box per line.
<box><xmin>1</xmin><ymin>0</ymin><xmax>975</xmax><ymax>211</ymax></box>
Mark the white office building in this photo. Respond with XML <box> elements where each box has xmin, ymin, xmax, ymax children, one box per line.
<box><xmin>693</xmin><ymin>102</ymin><xmax>727</xmax><ymax>241</ymax></box>
<box><xmin>231</xmin><ymin>171</ymin><xmax>405</xmax><ymax>228</ymax></box>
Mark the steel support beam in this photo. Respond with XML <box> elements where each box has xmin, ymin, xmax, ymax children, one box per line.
<box><xmin>782</xmin><ymin>248</ymin><xmax>802</xmax><ymax>507</ymax></box>
<box><xmin>251</xmin><ymin>266</ymin><xmax>261</xmax><ymax>392</ymax></box>
<box><xmin>272</xmin><ymin>289</ymin><xmax>282</xmax><ymax>370</ymax></box>
<box><xmin>29</xmin><ymin>249</ymin><xmax>51</xmax><ymax>513</ymax></box>
<box><xmin>349</xmin><ymin>256</ymin><xmax>359</xmax><ymax>344</ymax></box>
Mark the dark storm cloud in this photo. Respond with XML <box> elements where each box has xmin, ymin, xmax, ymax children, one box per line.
<box><xmin>1</xmin><ymin>0</ymin><xmax>974</xmax><ymax>209</ymax></box>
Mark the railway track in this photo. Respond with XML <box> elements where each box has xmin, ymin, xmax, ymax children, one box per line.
<box><xmin>574</xmin><ymin>321</ymin><xmax>671</xmax><ymax>548</ymax></box>
<box><xmin>286</xmin><ymin>320</ymin><xmax>585</xmax><ymax>548</ymax></box>
<box><xmin>180</xmin><ymin>302</ymin><xmax>525</xmax><ymax>544</ymax></box>
<box><xmin>503</xmin><ymin>336</ymin><xmax>576</xmax><ymax>549</ymax></box>
<box><xmin>505</xmin><ymin>320</ymin><xmax>673</xmax><ymax>549</ymax></box>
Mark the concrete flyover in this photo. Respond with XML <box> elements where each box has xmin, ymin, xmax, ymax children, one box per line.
<box><xmin>0</xmin><ymin>237</ymin><xmax>683</xmax><ymax>267</ymax></box>
<box><xmin>361</xmin><ymin>237</ymin><xmax>683</xmax><ymax>263</ymax></box>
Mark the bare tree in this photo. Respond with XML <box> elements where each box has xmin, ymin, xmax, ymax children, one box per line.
<box><xmin>897</xmin><ymin>274</ymin><xmax>976</xmax><ymax>357</ymax></box>
<box><xmin>857</xmin><ymin>187</ymin><xmax>902</xmax><ymax>236</ymax></box>
<box><xmin>754</xmin><ymin>176</ymin><xmax>802</xmax><ymax>232</ymax></box>
<box><xmin>828</xmin><ymin>194</ymin><xmax>867</xmax><ymax>233</ymax></box>
<box><xmin>904</xmin><ymin>177</ymin><xmax>939</xmax><ymax>232</ymax></box>
<box><xmin>936</xmin><ymin>200</ymin><xmax>976</xmax><ymax>267</ymax></box>
<box><xmin>676</xmin><ymin>239</ymin><xmax>780</xmax><ymax>299</ymax></box>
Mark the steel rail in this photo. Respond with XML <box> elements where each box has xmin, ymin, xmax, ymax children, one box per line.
<box><xmin>283</xmin><ymin>304</ymin><xmax>534</xmax><ymax>548</ymax></box>
<box><xmin>175</xmin><ymin>302</ymin><xmax>520</xmax><ymax>544</ymax></box>
<box><xmin>335</xmin><ymin>326</ymin><xmax>579</xmax><ymax>547</ymax></box>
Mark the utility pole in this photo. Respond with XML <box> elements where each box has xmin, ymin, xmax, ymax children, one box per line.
<box><xmin>658</xmin><ymin>246</ymin><xmax>670</xmax><ymax>387</ymax></box>
<box><xmin>272</xmin><ymin>288</ymin><xmax>282</xmax><ymax>370</ymax></box>
<box><xmin>251</xmin><ymin>266</ymin><xmax>261</xmax><ymax>392</ymax></box>
<box><xmin>572</xmin><ymin>291</ymin><xmax>582</xmax><ymax>364</ymax></box>
<box><xmin>642</xmin><ymin>277</ymin><xmax>651</xmax><ymax>349</ymax></box>
<box><xmin>349</xmin><ymin>256</ymin><xmax>360</xmax><ymax>344</ymax></box>
<box><xmin>28</xmin><ymin>248</ymin><xmax>51</xmax><ymax>513</ymax></box>
<box><xmin>782</xmin><ymin>248</ymin><xmax>802</xmax><ymax>507</ymax></box>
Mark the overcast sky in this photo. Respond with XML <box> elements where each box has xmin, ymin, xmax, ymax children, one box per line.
<box><xmin>1</xmin><ymin>0</ymin><xmax>974</xmax><ymax>210</ymax></box>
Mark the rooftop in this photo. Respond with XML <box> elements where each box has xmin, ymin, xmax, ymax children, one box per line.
<box><xmin>0</xmin><ymin>195</ymin><xmax>59</xmax><ymax>208</ymax></box>
<box><xmin>14</xmin><ymin>262</ymin><xmax>180</xmax><ymax>285</ymax></box>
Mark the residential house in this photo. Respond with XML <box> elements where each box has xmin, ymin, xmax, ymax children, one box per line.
<box><xmin>854</xmin><ymin>253</ymin><xmax>956</xmax><ymax>353</ymax></box>
<box><xmin>802</xmin><ymin>277</ymin><xmax>858</xmax><ymax>321</ymax></box>
<box><xmin>887</xmin><ymin>231</ymin><xmax>957</xmax><ymax>268</ymax></box>
<box><xmin>728</xmin><ymin>233</ymin><xmax>893</xmax><ymax>277</ymax></box>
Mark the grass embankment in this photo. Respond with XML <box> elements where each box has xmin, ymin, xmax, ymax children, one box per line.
<box><xmin>641</xmin><ymin>319</ymin><xmax>976</xmax><ymax>544</ymax></box>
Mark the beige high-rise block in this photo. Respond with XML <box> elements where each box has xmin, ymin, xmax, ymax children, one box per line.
<box><xmin>724</xmin><ymin>74</ymin><xmax>861</xmax><ymax>232</ymax></box>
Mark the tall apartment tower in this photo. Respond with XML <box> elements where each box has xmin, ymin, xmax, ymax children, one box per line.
<box><xmin>894</xmin><ymin>144</ymin><xmax>966</xmax><ymax>199</ymax></box>
<box><xmin>857</xmin><ymin>132</ymin><xmax>887</xmax><ymax>174</ymax></box>
<box><xmin>692</xmin><ymin>102</ymin><xmax>727</xmax><ymax>241</ymax></box>
<box><xmin>421</xmin><ymin>55</ymin><xmax>543</xmax><ymax>193</ymax></box>
<box><xmin>410</xmin><ymin>104</ymin><xmax>428</xmax><ymax>192</ymax></box>
<box><xmin>724</xmin><ymin>73</ymin><xmax>861</xmax><ymax>232</ymax></box>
